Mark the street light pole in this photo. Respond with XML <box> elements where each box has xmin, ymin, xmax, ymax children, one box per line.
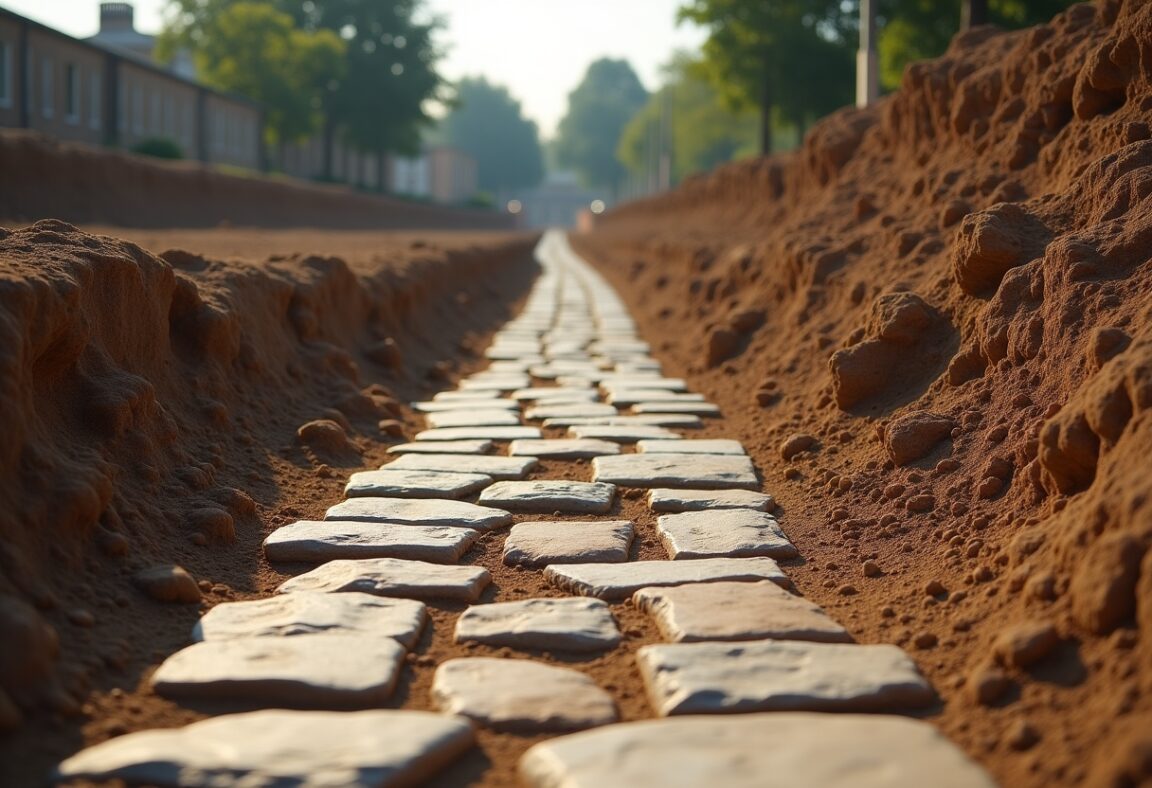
<box><xmin>856</xmin><ymin>0</ymin><xmax>878</xmax><ymax>108</ymax></box>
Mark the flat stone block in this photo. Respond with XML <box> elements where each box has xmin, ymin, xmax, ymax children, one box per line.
<box><xmin>648</xmin><ymin>489</ymin><xmax>773</xmax><ymax>512</ymax></box>
<box><xmin>387</xmin><ymin>439</ymin><xmax>494</xmax><ymax>455</ymax></box>
<box><xmin>632</xmin><ymin>581</ymin><xmax>850</xmax><ymax>644</ymax></box>
<box><xmin>415</xmin><ymin>426</ymin><xmax>542</xmax><ymax>442</ymax></box>
<box><xmin>433</xmin><ymin>390</ymin><xmax>504</xmax><ymax>402</ymax></box>
<box><xmin>525</xmin><ymin>403</ymin><xmax>617</xmax><ymax>421</ymax></box>
<box><xmin>344</xmin><ymin>469</ymin><xmax>492</xmax><ymax>499</ymax></box>
<box><xmin>569</xmin><ymin>425</ymin><xmax>682</xmax><ymax>442</ymax></box>
<box><xmin>546</xmin><ymin>415</ymin><xmax>703</xmax><ymax>428</ymax></box>
<box><xmin>513</xmin><ymin>387</ymin><xmax>595</xmax><ymax>401</ymax></box>
<box><xmin>479</xmin><ymin>480</ymin><xmax>616</xmax><ymax>514</ymax></box>
<box><xmin>456</xmin><ymin>598</ymin><xmax>620</xmax><ymax>651</ymax></box>
<box><xmin>545</xmin><ymin>557</ymin><xmax>788</xmax><ymax>601</ymax></box>
<box><xmin>608</xmin><ymin>390</ymin><xmax>704</xmax><ymax>406</ymax></box>
<box><xmin>264</xmin><ymin>521</ymin><xmax>478</xmax><ymax>563</ymax></box>
<box><xmin>518</xmin><ymin>713</ymin><xmax>995</xmax><ymax>788</ymax></box>
<box><xmin>637</xmin><ymin>439</ymin><xmax>745</xmax><ymax>455</ymax></box>
<box><xmin>151</xmin><ymin>635</ymin><xmax>406</xmax><ymax>708</ymax></box>
<box><xmin>636</xmin><ymin>640</ymin><xmax>935</xmax><ymax>716</ymax></box>
<box><xmin>426</xmin><ymin>409</ymin><xmax>522</xmax><ymax>429</ymax></box>
<box><xmin>413</xmin><ymin>399</ymin><xmax>520</xmax><ymax>413</ymax></box>
<box><xmin>599</xmin><ymin>376</ymin><xmax>684</xmax><ymax>391</ymax></box>
<box><xmin>508</xmin><ymin>439</ymin><xmax>621</xmax><ymax>458</ymax></box>
<box><xmin>325</xmin><ymin>498</ymin><xmax>511</xmax><ymax>530</ymax></box>
<box><xmin>593</xmin><ymin>454</ymin><xmax>758</xmax><ymax>490</ymax></box>
<box><xmin>656</xmin><ymin>510</ymin><xmax>797</xmax><ymax>560</ymax></box>
<box><xmin>503</xmin><ymin>520</ymin><xmax>634</xmax><ymax>567</ymax></box>
<box><xmin>278</xmin><ymin>558</ymin><xmax>491</xmax><ymax>602</ymax></box>
<box><xmin>193</xmin><ymin>592</ymin><xmax>427</xmax><ymax>648</ymax></box>
<box><xmin>55</xmin><ymin>710</ymin><xmax>476</xmax><ymax>787</ymax></box>
<box><xmin>384</xmin><ymin>452</ymin><xmax>538</xmax><ymax>480</ymax></box>
<box><xmin>633</xmin><ymin>402</ymin><xmax>720</xmax><ymax>416</ymax></box>
<box><xmin>433</xmin><ymin>658</ymin><xmax>618</xmax><ymax>733</ymax></box>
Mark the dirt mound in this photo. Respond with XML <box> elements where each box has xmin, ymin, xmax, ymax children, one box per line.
<box><xmin>0</xmin><ymin>130</ymin><xmax>511</xmax><ymax>230</ymax></box>
<box><xmin>0</xmin><ymin>219</ymin><xmax>536</xmax><ymax>783</ymax></box>
<box><xmin>576</xmin><ymin>1</ymin><xmax>1152</xmax><ymax>784</ymax></box>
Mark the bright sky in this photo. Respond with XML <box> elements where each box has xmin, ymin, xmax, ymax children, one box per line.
<box><xmin>2</xmin><ymin>0</ymin><xmax>706</xmax><ymax>137</ymax></box>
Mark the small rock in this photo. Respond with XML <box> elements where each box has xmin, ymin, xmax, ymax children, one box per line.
<box><xmin>96</xmin><ymin>531</ymin><xmax>130</xmax><ymax>558</ymax></box>
<box><xmin>133</xmin><ymin>566</ymin><xmax>201</xmax><ymax>604</ymax></box>
<box><xmin>925</xmin><ymin>580</ymin><xmax>946</xmax><ymax>597</ymax></box>
<box><xmin>187</xmin><ymin>508</ymin><xmax>236</xmax><ymax>544</ymax></box>
<box><xmin>906</xmin><ymin>495</ymin><xmax>936</xmax><ymax>512</ymax></box>
<box><xmin>365</xmin><ymin>338</ymin><xmax>403</xmax><ymax>369</ymax></box>
<box><xmin>880</xmin><ymin>606</ymin><xmax>896</xmax><ymax>618</ymax></box>
<box><xmin>969</xmin><ymin>664</ymin><xmax>1011</xmax><ymax>706</ymax></box>
<box><xmin>189</xmin><ymin>532</ymin><xmax>208</xmax><ymax>546</ymax></box>
<box><xmin>1006</xmin><ymin>719</ymin><xmax>1040</xmax><ymax>751</ymax></box>
<box><xmin>913</xmin><ymin>632</ymin><xmax>938</xmax><ymax>649</ymax></box>
<box><xmin>993</xmin><ymin>621</ymin><xmax>1059</xmax><ymax>669</ymax></box>
<box><xmin>977</xmin><ymin>477</ymin><xmax>1004</xmax><ymax>499</ymax></box>
<box><xmin>296</xmin><ymin>419</ymin><xmax>357</xmax><ymax>457</ymax></box>
<box><xmin>838</xmin><ymin>584</ymin><xmax>858</xmax><ymax>596</ymax></box>
<box><xmin>706</xmin><ymin>328</ymin><xmax>740</xmax><ymax>367</ymax></box>
<box><xmin>884</xmin><ymin>411</ymin><xmax>955</xmax><ymax>466</ymax></box>
<box><xmin>66</xmin><ymin>609</ymin><xmax>95</xmax><ymax>628</ymax></box>
<box><xmin>862</xmin><ymin>560</ymin><xmax>882</xmax><ymax>577</ymax></box>
<box><xmin>378</xmin><ymin>419</ymin><xmax>406</xmax><ymax>439</ymax></box>
<box><xmin>780</xmin><ymin>434</ymin><xmax>818</xmax><ymax>460</ymax></box>
<box><xmin>883</xmin><ymin>484</ymin><xmax>905</xmax><ymax>499</ymax></box>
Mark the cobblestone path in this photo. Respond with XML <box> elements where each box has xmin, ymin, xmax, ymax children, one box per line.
<box><xmin>55</xmin><ymin>231</ymin><xmax>996</xmax><ymax>786</ymax></box>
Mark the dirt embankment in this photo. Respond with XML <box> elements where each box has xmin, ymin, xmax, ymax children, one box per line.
<box><xmin>0</xmin><ymin>220</ymin><xmax>537</xmax><ymax>784</ymax></box>
<box><xmin>576</xmin><ymin>1</ymin><xmax>1152</xmax><ymax>784</ymax></box>
<box><xmin>0</xmin><ymin>130</ymin><xmax>512</xmax><ymax>230</ymax></box>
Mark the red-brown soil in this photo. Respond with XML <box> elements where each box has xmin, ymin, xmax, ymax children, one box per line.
<box><xmin>574</xmin><ymin>1</ymin><xmax>1152</xmax><ymax>785</ymax></box>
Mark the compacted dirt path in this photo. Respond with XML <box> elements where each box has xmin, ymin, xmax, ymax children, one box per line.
<box><xmin>54</xmin><ymin>231</ymin><xmax>997</xmax><ymax>787</ymax></box>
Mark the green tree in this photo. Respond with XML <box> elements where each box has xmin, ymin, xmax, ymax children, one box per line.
<box><xmin>554</xmin><ymin>58</ymin><xmax>648</xmax><ymax>193</ymax></box>
<box><xmin>157</xmin><ymin>1</ymin><xmax>345</xmax><ymax>149</ymax></box>
<box><xmin>678</xmin><ymin>0</ymin><xmax>855</xmax><ymax>154</ymax></box>
<box><xmin>618</xmin><ymin>53</ymin><xmax>758</xmax><ymax>187</ymax></box>
<box><xmin>440</xmin><ymin>77</ymin><xmax>543</xmax><ymax>194</ymax></box>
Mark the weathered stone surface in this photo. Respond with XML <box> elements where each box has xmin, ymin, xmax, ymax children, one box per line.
<box><xmin>325</xmin><ymin>498</ymin><xmax>511</xmax><ymax>530</ymax></box>
<box><xmin>278</xmin><ymin>558</ymin><xmax>491</xmax><ymax>602</ymax></box>
<box><xmin>546</xmin><ymin>557</ymin><xmax>788</xmax><ymax>601</ymax></box>
<box><xmin>456</xmin><ymin>598</ymin><xmax>620</xmax><ymax>651</ymax></box>
<box><xmin>648</xmin><ymin>489</ymin><xmax>773</xmax><ymax>512</ymax></box>
<box><xmin>193</xmin><ymin>592</ymin><xmax>427</xmax><ymax>648</ymax></box>
<box><xmin>133</xmin><ymin>565</ymin><xmax>201</xmax><ymax>604</ymax></box>
<box><xmin>415</xmin><ymin>426</ymin><xmax>542</xmax><ymax>442</ymax></box>
<box><xmin>608</xmin><ymin>390</ymin><xmax>704</xmax><ymax>406</ymax></box>
<box><xmin>433</xmin><ymin>658</ymin><xmax>617</xmax><ymax>733</ymax></box>
<box><xmin>384</xmin><ymin>453</ymin><xmax>538</xmax><ymax>480</ymax></box>
<box><xmin>513</xmin><ymin>387</ymin><xmax>596</xmax><ymax>401</ymax></box>
<box><xmin>569</xmin><ymin>425</ymin><xmax>682</xmax><ymax>442</ymax></box>
<box><xmin>637</xmin><ymin>439</ymin><xmax>744</xmax><ymax>455</ymax></box>
<box><xmin>413</xmin><ymin>399</ymin><xmax>520</xmax><ymax>413</ymax></box>
<box><xmin>461</xmin><ymin>372</ymin><xmax>532</xmax><ymax>387</ymax></box>
<box><xmin>54</xmin><ymin>710</ymin><xmax>476</xmax><ymax>787</ymax></box>
<box><xmin>518</xmin><ymin>713</ymin><xmax>995</xmax><ymax>788</ymax></box>
<box><xmin>633</xmin><ymin>581</ymin><xmax>850</xmax><ymax>644</ymax></box>
<box><xmin>656</xmin><ymin>510</ymin><xmax>797</xmax><ymax>560</ymax></box>
<box><xmin>264</xmin><ymin>521</ymin><xmax>477</xmax><ymax>563</ymax></box>
<box><xmin>503</xmin><ymin>520</ymin><xmax>634</xmax><ymax>567</ymax></box>
<box><xmin>632</xmin><ymin>401</ymin><xmax>721</xmax><ymax>416</ymax></box>
<box><xmin>525</xmin><ymin>403</ymin><xmax>618</xmax><ymax>420</ymax></box>
<box><xmin>426</xmin><ymin>409</ymin><xmax>522</xmax><ymax>429</ymax></box>
<box><xmin>344</xmin><ymin>469</ymin><xmax>492</xmax><ymax>499</ymax></box>
<box><xmin>546</xmin><ymin>414</ymin><xmax>703</xmax><ymax>428</ymax></box>
<box><xmin>387</xmin><ymin>440</ymin><xmax>494</xmax><ymax>455</ymax></box>
<box><xmin>433</xmin><ymin>390</ymin><xmax>503</xmax><ymax>402</ymax></box>
<box><xmin>508</xmin><ymin>439</ymin><xmax>622</xmax><ymax>458</ymax></box>
<box><xmin>593</xmin><ymin>454</ymin><xmax>758</xmax><ymax>490</ymax></box>
<box><xmin>479</xmin><ymin>480</ymin><xmax>616</xmax><ymax>514</ymax></box>
<box><xmin>151</xmin><ymin>635</ymin><xmax>407</xmax><ymax>707</ymax></box>
<box><xmin>637</xmin><ymin>640</ymin><xmax>934</xmax><ymax>716</ymax></box>
<box><xmin>600</xmin><ymin>376</ymin><xmax>684</xmax><ymax>391</ymax></box>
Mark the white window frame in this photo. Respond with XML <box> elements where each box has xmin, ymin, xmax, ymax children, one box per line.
<box><xmin>0</xmin><ymin>41</ymin><xmax>12</xmax><ymax>109</ymax></box>
<box><xmin>88</xmin><ymin>71</ymin><xmax>101</xmax><ymax>130</ymax></box>
<box><xmin>41</xmin><ymin>56</ymin><xmax>53</xmax><ymax>119</ymax></box>
<box><xmin>64</xmin><ymin>63</ymin><xmax>79</xmax><ymax>123</ymax></box>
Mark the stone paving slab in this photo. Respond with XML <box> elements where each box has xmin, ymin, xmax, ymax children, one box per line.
<box><xmin>455</xmin><ymin>598</ymin><xmax>621</xmax><ymax>651</ymax></box>
<box><xmin>503</xmin><ymin>520</ymin><xmax>634</xmax><ymax>567</ymax></box>
<box><xmin>278</xmin><ymin>558</ymin><xmax>491</xmax><ymax>602</ymax></box>
<box><xmin>413</xmin><ymin>399</ymin><xmax>520</xmax><ymax>413</ymax></box>
<box><xmin>344</xmin><ymin>469</ymin><xmax>493</xmax><ymax>499</ymax></box>
<box><xmin>508</xmin><ymin>439</ymin><xmax>621</xmax><ymax>458</ymax></box>
<box><xmin>632</xmin><ymin>581</ymin><xmax>850</xmax><ymax>644</ymax></box>
<box><xmin>513</xmin><ymin>387</ymin><xmax>596</xmax><ymax>401</ymax></box>
<box><xmin>544</xmin><ymin>414</ymin><xmax>703</xmax><ymax>428</ymax></box>
<box><xmin>459</xmin><ymin>376</ymin><xmax>532</xmax><ymax>391</ymax></box>
<box><xmin>517</xmin><ymin>713</ymin><xmax>996</xmax><ymax>788</ymax></box>
<box><xmin>384</xmin><ymin>453</ymin><xmax>538</xmax><ymax>480</ymax></box>
<box><xmin>524</xmin><ymin>403</ymin><xmax>617</xmax><ymax>420</ymax></box>
<box><xmin>637</xmin><ymin>439</ymin><xmax>745</xmax><ymax>455</ymax></box>
<box><xmin>325</xmin><ymin>498</ymin><xmax>512</xmax><ymax>530</ymax></box>
<box><xmin>426</xmin><ymin>409</ymin><xmax>522</xmax><ymax>429</ymax></box>
<box><xmin>633</xmin><ymin>402</ymin><xmax>721</xmax><ymax>416</ymax></box>
<box><xmin>545</xmin><ymin>557</ymin><xmax>789</xmax><ymax>601</ymax></box>
<box><xmin>264</xmin><ymin>521</ymin><xmax>478</xmax><ymax>563</ymax></box>
<box><xmin>433</xmin><ymin>390</ymin><xmax>504</xmax><ymax>402</ymax></box>
<box><xmin>415</xmin><ymin>426</ymin><xmax>542</xmax><ymax>442</ymax></box>
<box><xmin>569</xmin><ymin>425</ymin><xmax>683</xmax><ymax>442</ymax></box>
<box><xmin>151</xmin><ymin>635</ymin><xmax>407</xmax><ymax>708</ymax></box>
<box><xmin>656</xmin><ymin>510</ymin><xmax>797</xmax><ymax>560</ymax></box>
<box><xmin>479</xmin><ymin>480</ymin><xmax>616</xmax><ymax>514</ymax></box>
<box><xmin>607</xmin><ymin>390</ymin><xmax>704</xmax><ymax>406</ymax></box>
<box><xmin>192</xmin><ymin>592</ymin><xmax>427</xmax><ymax>648</ymax></box>
<box><xmin>54</xmin><ymin>709</ymin><xmax>476</xmax><ymax>788</ymax></box>
<box><xmin>648</xmin><ymin>489</ymin><xmax>774</xmax><ymax>512</ymax></box>
<box><xmin>433</xmin><ymin>658</ymin><xmax>618</xmax><ymax>733</ymax></box>
<box><xmin>599</xmin><ymin>376</ymin><xmax>684</xmax><ymax>391</ymax></box>
<box><xmin>593</xmin><ymin>454</ymin><xmax>758</xmax><ymax>490</ymax></box>
<box><xmin>531</xmin><ymin>392</ymin><xmax>601</xmax><ymax>405</ymax></box>
<box><xmin>636</xmin><ymin>640</ymin><xmax>935</xmax><ymax>716</ymax></box>
<box><xmin>387</xmin><ymin>440</ymin><xmax>494</xmax><ymax>455</ymax></box>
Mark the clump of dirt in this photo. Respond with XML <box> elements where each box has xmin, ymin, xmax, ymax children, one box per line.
<box><xmin>0</xmin><ymin>220</ymin><xmax>536</xmax><ymax>782</ymax></box>
<box><xmin>576</xmin><ymin>1</ymin><xmax>1152</xmax><ymax>784</ymax></box>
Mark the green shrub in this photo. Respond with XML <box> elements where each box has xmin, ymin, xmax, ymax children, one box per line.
<box><xmin>131</xmin><ymin>137</ymin><xmax>184</xmax><ymax>160</ymax></box>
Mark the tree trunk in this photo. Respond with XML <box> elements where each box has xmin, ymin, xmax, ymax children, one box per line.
<box><xmin>759</xmin><ymin>66</ymin><xmax>773</xmax><ymax>155</ymax></box>
<box><xmin>962</xmin><ymin>0</ymin><xmax>988</xmax><ymax>29</ymax></box>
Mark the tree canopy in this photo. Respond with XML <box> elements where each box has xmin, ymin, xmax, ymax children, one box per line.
<box><xmin>554</xmin><ymin>58</ymin><xmax>648</xmax><ymax>193</ymax></box>
<box><xmin>439</xmin><ymin>77</ymin><xmax>543</xmax><ymax>194</ymax></box>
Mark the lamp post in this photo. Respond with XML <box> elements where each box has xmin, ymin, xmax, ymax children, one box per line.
<box><xmin>856</xmin><ymin>0</ymin><xmax>878</xmax><ymax>108</ymax></box>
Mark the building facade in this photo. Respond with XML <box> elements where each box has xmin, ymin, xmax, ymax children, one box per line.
<box><xmin>390</xmin><ymin>146</ymin><xmax>478</xmax><ymax>205</ymax></box>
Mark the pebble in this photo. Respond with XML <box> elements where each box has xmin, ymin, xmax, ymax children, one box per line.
<box><xmin>993</xmin><ymin>621</ymin><xmax>1060</xmax><ymax>668</ymax></box>
<box><xmin>133</xmin><ymin>566</ymin><xmax>201</xmax><ymax>604</ymax></box>
<box><xmin>862</xmin><ymin>560</ymin><xmax>882</xmax><ymax>577</ymax></box>
<box><xmin>780</xmin><ymin>433</ymin><xmax>817</xmax><ymax>460</ymax></box>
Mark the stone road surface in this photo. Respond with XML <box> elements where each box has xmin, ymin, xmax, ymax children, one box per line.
<box><xmin>55</xmin><ymin>231</ymin><xmax>995</xmax><ymax>787</ymax></box>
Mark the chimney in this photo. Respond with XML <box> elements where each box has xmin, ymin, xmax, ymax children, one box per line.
<box><xmin>99</xmin><ymin>2</ymin><xmax>135</xmax><ymax>33</ymax></box>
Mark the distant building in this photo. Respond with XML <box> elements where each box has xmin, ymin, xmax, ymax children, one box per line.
<box><xmin>390</xmin><ymin>146</ymin><xmax>478</xmax><ymax>204</ymax></box>
<box><xmin>507</xmin><ymin>171</ymin><xmax>607</xmax><ymax>228</ymax></box>
<box><xmin>87</xmin><ymin>2</ymin><xmax>195</xmax><ymax>79</ymax></box>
